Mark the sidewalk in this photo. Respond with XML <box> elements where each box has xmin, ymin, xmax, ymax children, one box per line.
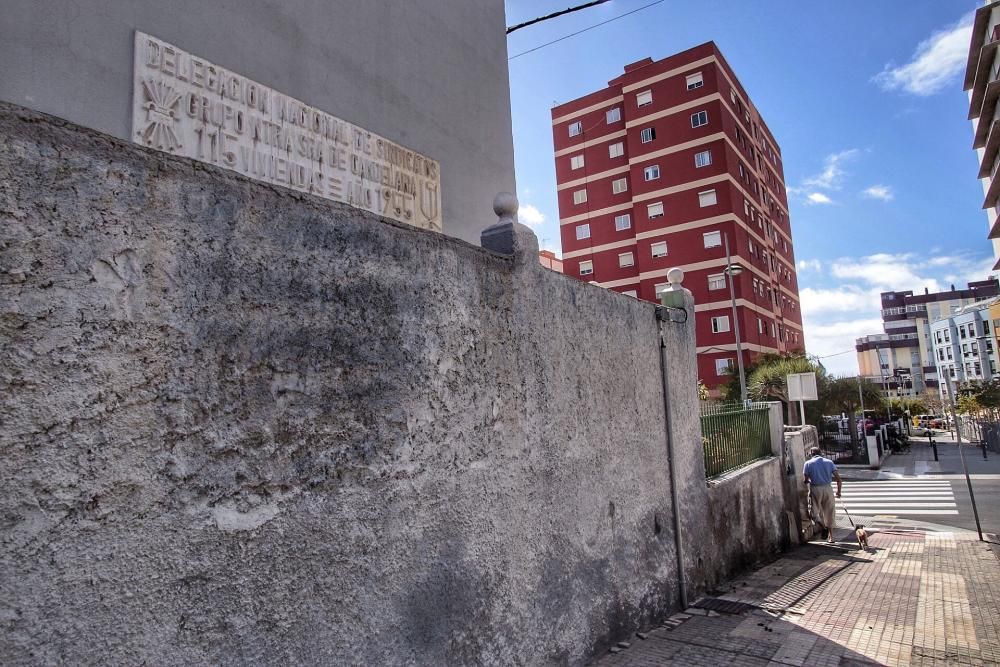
<box><xmin>593</xmin><ymin>527</ymin><xmax>1000</xmax><ymax>666</ymax></box>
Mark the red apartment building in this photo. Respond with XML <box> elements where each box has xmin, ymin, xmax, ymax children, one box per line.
<box><xmin>551</xmin><ymin>42</ymin><xmax>804</xmax><ymax>392</ymax></box>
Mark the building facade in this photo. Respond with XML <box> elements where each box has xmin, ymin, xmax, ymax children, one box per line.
<box><xmin>539</xmin><ymin>250</ymin><xmax>564</xmax><ymax>273</ymax></box>
<box><xmin>855</xmin><ymin>280</ymin><xmax>1000</xmax><ymax>398</ymax></box>
<box><xmin>964</xmin><ymin>0</ymin><xmax>1000</xmax><ymax>269</ymax></box>
<box><xmin>929</xmin><ymin>298</ymin><xmax>999</xmax><ymax>398</ymax></box>
<box><xmin>550</xmin><ymin>42</ymin><xmax>803</xmax><ymax>390</ymax></box>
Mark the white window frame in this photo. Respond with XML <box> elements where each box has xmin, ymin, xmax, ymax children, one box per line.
<box><xmin>703</xmin><ymin>231</ymin><xmax>722</xmax><ymax>248</ymax></box>
<box><xmin>636</xmin><ymin>90</ymin><xmax>653</xmax><ymax>107</ymax></box>
<box><xmin>609</xmin><ymin>141</ymin><xmax>624</xmax><ymax>158</ymax></box>
<box><xmin>614</xmin><ymin>214</ymin><xmax>632</xmax><ymax>231</ymax></box>
<box><xmin>715</xmin><ymin>358</ymin><xmax>733</xmax><ymax>376</ymax></box>
<box><xmin>568</xmin><ymin>121</ymin><xmax>582</xmax><ymax>137</ymax></box>
<box><xmin>622</xmin><ymin>289</ymin><xmax>638</xmax><ymax>298</ymax></box>
<box><xmin>647</xmin><ymin>202</ymin><xmax>664</xmax><ymax>219</ymax></box>
<box><xmin>708</xmin><ymin>274</ymin><xmax>726</xmax><ymax>290</ymax></box>
<box><xmin>654</xmin><ymin>283</ymin><xmax>670</xmax><ymax>297</ymax></box>
<box><xmin>711</xmin><ymin>315</ymin><xmax>730</xmax><ymax>333</ymax></box>
<box><xmin>618</xmin><ymin>252</ymin><xmax>634</xmax><ymax>268</ymax></box>
<box><xmin>573</xmin><ymin>189</ymin><xmax>588</xmax><ymax>205</ymax></box>
<box><xmin>698</xmin><ymin>189</ymin><xmax>718</xmax><ymax>207</ymax></box>
<box><xmin>612</xmin><ymin>177</ymin><xmax>628</xmax><ymax>194</ymax></box>
<box><xmin>691</xmin><ymin>110</ymin><xmax>708</xmax><ymax>128</ymax></box>
<box><xmin>643</xmin><ymin>165</ymin><xmax>660</xmax><ymax>181</ymax></box>
<box><xmin>686</xmin><ymin>72</ymin><xmax>704</xmax><ymax>90</ymax></box>
<box><xmin>650</xmin><ymin>241</ymin><xmax>668</xmax><ymax>258</ymax></box>
<box><xmin>575</xmin><ymin>223</ymin><xmax>591</xmax><ymax>240</ymax></box>
<box><xmin>694</xmin><ymin>150</ymin><xmax>712</xmax><ymax>168</ymax></box>
<box><xmin>606</xmin><ymin>107</ymin><xmax>621</xmax><ymax>123</ymax></box>
<box><xmin>579</xmin><ymin>260</ymin><xmax>593</xmax><ymax>276</ymax></box>
<box><xmin>640</xmin><ymin>127</ymin><xmax>655</xmax><ymax>143</ymax></box>
<box><xmin>570</xmin><ymin>154</ymin><xmax>585</xmax><ymax>170</ymax></box>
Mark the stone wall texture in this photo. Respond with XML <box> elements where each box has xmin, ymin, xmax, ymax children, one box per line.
<box><xmin>0</xmin><ymin>104</ymin><xmax>683</xmax><ymax>665</ymax></box>
<box><xmin>0</xmin><ymin>104</ymin><xmax>799</xmax><ymax>665</ymax></box>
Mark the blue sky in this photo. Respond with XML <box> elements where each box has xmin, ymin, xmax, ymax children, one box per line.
<box><xmin>504</xmin><ymin>0</ymin><xmax>996</xmax><ymax>376</ymax></box>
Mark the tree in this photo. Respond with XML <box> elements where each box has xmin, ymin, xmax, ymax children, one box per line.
<box><xmin>823</xmin><ymin>377</ymin><xmax>884</xmax><ymax>416</ymax></box>
<box><xmin>745</xmin><ymin>353</ymin><xmax>826</xmax><ymax>425</ymax></box>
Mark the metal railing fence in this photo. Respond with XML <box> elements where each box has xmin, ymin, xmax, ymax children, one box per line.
<box><xmin>700</xmin><ymin>401</ymin><xmax>773</xmax><ymax>478</ymax></box>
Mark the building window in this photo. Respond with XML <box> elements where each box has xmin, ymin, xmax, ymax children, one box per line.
<box><xmin>579</xmin><ymin>260</ymin><xmax>593</xmax><ymax>276</ymax></box>
<box><xmin>612</xmin><ymin>178</ymin><xmax>628</xmax><ymax>194</ymax></box>
<box><xmin>758</xmin><ymin>318</ymin><xmax>764</xmax><ymax>334</ymax></box>
<box><xmin>730</xmin><ymin>89</ymin><xmax>738</xmax><ymax>105</ymax></box>
<box><xmin>708</xmin><ymin>274</ymin><xmax>726</xmax><ymax>290</ymax></box>
<box><xmin>640</xmin><ymin>127</ymin><xmax>656</xmax><ymax>143</ymax></box>
<box><xmin>609</xmin><ymin>141</ymin><xmax>624</xmax><ymax>158</ymax></box>
<box><xmin>614</xmin><ymin>214</ymin><xmax>632</xmax><ymax>231</ymax></box>
<box><xmin>686</xmin><ymin>72</ymin><xmax>704</xmax><ymax>90</ymax></box>
<box><xmin>643</xmin><ymin>165</ymin><xmax>660</xmax><ymax>181</ymax></box>
<box><xmin>637</xmin><ymin>90</ymin><xmax>653</xmax><ymax>107</ymax></box>
<box><xmin>655</xmin><ymin>283</ymin><xmax>670</xmax><ymax>297</ymax></box>
<box><xmin>703</xmin><ymin>230</ymin><xmax>722</xmax><ymax>248</ymax></box>
<box><xmin>695</xmin><ymin>150</ymin><xmax>712</xmax><ymax>168</ymax></box>
<box><xmin>570</xmin><ymin>154</ymin><xmax>585</xmax><ymax>170</ymax></box>
<box><xmin>569</xmin><ymin>121</ymin><xmax>582</xmax><ymax>137</ymax></box>
<box><xmin>606</xmin><ymin>107</ymin><xmax>621</xmax><ymax>123</ymax></box>
<box><xmin>651</xmin><ymin>241</ymin><xmax>668</xmax><ymax>258</ymax></box>
<box><xmin>619</xmin><ymin>252</ymin><xmax>634</xmax><ymax>268</ymax></box>
<box><xmin>711</xmin><ymin>315</ymin><xmax>730</xmax><ymax>333</ymax></box>
<box><xmin>573</xmin><ymin>189</ymin><xmax>588</xmax><ymax>205</ymax></box>
<box><xmin>575</xmin><ymin>223</ymin><xmax>590</xmax><ymax>240</ymax></box>
<box><xmin>715</xmin><ymin>358</ymin><xmax>733</xmax><ymax>375</ymax></box>
<box><xmin>622</xmin><ymin>289</ymin><xmax>638</xmax><ymax>297</ymax></box>
<box><xmin>691</xmin><ymin>110</ymin><xmax>708</xmax><ymax>128</ymax></box>
<box><xmin>698</xmin><ymin>189</ymin><xmax>718</xmax><ymax>207</ymax></box>
<box><xmin>647</xmin><ymin>202</ymin><xmax>664</xmax><ymax>218</ymax></box>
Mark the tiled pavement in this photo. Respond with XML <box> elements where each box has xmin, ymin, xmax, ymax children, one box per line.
<box><xmin>593</xmin><ymin>529</ymin><xmax>1000</xmax><ymax>666</ymax></box>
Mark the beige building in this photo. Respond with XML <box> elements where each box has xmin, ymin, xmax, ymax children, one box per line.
<box><xmin>855</xmin><ymin>281</ymin><xmax>1000</xmax><ymax>398</ymax></box>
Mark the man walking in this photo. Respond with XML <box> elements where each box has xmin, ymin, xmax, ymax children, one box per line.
<box><xmin>803</xmin><ymin>446</ymin><xmax>842</xmax><ymax>543</ymax></box>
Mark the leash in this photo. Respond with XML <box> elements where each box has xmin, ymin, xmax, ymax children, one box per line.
<box><xmin>839</xmin><ymin>497</ymin><xmax>856</xmax><ymax>528</ymax></box>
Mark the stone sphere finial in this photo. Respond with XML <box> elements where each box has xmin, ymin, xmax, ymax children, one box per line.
<box><xmin>493</xmin><ymin>192</ymin><xmax>519</xmax><ymax>224</ymax></box>
<box><xmin>667</xmin><ymin>267</ymin><xmax>684</xmax><ymax>286</ymax></box>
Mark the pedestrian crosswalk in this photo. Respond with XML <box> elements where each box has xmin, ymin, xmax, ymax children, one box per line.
<box><xmin>839</xmin><ymin>479</ymin><xmax>958</xmax><ymax>516</ymax></box>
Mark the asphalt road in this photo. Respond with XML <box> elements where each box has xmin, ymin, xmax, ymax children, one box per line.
<box><xmin>838</xmin><ymin>436</ymin><xmax>1000</xmax><ymax>537</ymax></box>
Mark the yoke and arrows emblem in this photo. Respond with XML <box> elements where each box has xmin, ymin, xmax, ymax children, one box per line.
<box><xmin>137</xmin><ymin>78</ymin><xmax>182</xmax><ymax>151</ymax></box>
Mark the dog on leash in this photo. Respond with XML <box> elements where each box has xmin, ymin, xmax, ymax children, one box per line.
<box><xmin>854</xmin><ymin>525</ymin><xmax>870</xmax><ymax>551</ymax></box>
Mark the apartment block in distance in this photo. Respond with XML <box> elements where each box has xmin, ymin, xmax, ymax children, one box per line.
<box><xmin>551</xmin><ymin>42</ymin><xmax>803</xmax><ymax>391</ymax></box>
<box><xmin>965</xmin><ymin>0</ymin><xmax>1000</xmax><ymax>269</ymax></box>
<box><xmin>855</xmin><ymin>280</ymin><xmax>1000</xmax><ymax>398</ymax></box>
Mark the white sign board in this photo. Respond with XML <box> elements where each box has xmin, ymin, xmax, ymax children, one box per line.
<box><xmin>787</xmin><ymin>372</ymin><xmax>818</xmax><ymax>401</ymax></box>
<box><xmin>130</xmin><ymin>31</ymin><xmax>442</xmax><ymax>232</ymax></box>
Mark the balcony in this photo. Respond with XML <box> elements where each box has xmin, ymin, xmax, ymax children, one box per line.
<box><xmin>983</xmin><ymin>168</ymin><xmax>1000</xmax><ymax>209</ymax></box>
<box><xmin>964</xmin><ymin>3</ymin><xmax>1000</xmax><ymax>91</ymax></box>
<box><xmin>970</xmin><ymin>50</ymin><xmax>1000</xmax><ymax>121</ymax></box>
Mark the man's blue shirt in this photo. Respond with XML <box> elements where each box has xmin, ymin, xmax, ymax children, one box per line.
<box><xmin>803</xmin><ymin>456</ymin><xmax>837</xmax><ymax>485</ymax></box>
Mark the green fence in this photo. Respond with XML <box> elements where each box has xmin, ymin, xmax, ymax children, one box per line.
<box><xmin>700</xmin><ymin>402</ymin><xmax>773</xmax><ymax>478</ymax></box>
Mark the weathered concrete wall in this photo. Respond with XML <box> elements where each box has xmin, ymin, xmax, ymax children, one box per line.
<box><xmin>0</xmin><ymin>0</ymin><xmax>515</xmax><ymax>244</ymax></box>
<box><xmin>699</xmin><ymin>458</ymin><xmax>790</xmax><ymax>589</ymax></box>
<box><xmin>0</xmin><ymin>104</ymin><xmax>686</xmax><ymax>665</ymax></box>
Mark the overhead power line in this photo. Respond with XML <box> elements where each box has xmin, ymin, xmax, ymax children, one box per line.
<box><xmin>508</xmin><ymin>0</ymin><xmax>667</xmax><ymax>61</ymax></box>
<box><xmin>506</xmin><ymin>0</ymin><xmax>611</xmax><ymax>34</ymax></box>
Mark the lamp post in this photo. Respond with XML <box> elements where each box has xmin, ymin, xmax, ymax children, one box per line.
<box><xmin>723</xmin><ymin>233</ymin><xmax>747</xmax><ymax>404</ymax></box>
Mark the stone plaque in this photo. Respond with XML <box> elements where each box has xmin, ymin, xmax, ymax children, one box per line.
<box><xmin>131</xmin><ymin>31</ymin><xmax>441</xmax><ymax>232</ymax></box>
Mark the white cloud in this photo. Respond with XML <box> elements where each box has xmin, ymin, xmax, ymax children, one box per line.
<box><xmin>873</xmin><ymin>14</ymin><xmax>973</xmax><ymax>96</ymax></box>
<box><xmin>797</xmin><ymin>259</ymin><xmax>822</xmax><ymax>272</ymax></box>
<box><xmin>803</xmin><ymin>149</ymin><xmax>859</xmax><ymax>191</ymax></box>
<box><xmin>830</xmin><ymin>252</ymin><xmax>943</xmax><ymax>293</ymax></box>
<box><xmin>799</xmin><ymin>286</ymin><xmax>883</xmax><ymax>316</ymax></box>
<box><xmin>802</xmin><ymin>316</ymin><xmax>885</xmax><ymax>377</ymax></box>
<box><xmin>806</xmin><ymin>192</ymin><xmax>833</xmax><ymax>205</ymax></box>
<box><xmin>862</xmin><ymin>185</ymin><xmax>894</xmax><ymax>201</ymax></box>
<box><xmin>518</xmin><ymin>203</ymin><xmax>545</xmax><ymax>228</ymax></box>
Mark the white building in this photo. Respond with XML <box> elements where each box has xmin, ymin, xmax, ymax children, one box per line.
<box><xmin>929</xmin><ymin>297</ymin><xmax>1000</xmax><ymax>398</ymax></box>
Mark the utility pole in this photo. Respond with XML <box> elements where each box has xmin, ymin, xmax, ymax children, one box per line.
<box><xmin>945</xmin><ymin>376</ymin><xmax>984</xmax><ymax>541</ymax></box>
<box><xmin>723</xmin><ymin>233</ymin><xmax>747</xmax><ymax>405</ymax></box>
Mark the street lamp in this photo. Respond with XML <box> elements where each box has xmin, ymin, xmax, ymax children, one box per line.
<box><xmin>723</xmin><ymin>233</ymin><xmax>747</xmax><ymax>404</ymax></box>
